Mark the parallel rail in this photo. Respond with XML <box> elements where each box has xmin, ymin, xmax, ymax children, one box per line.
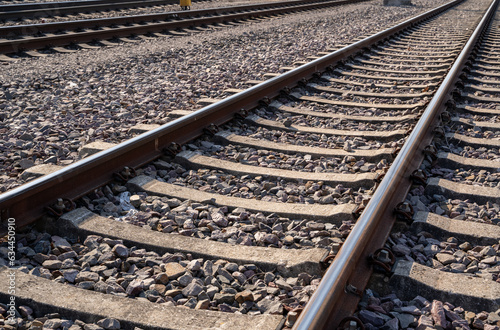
<box><xmin>0</xmin><ymin>0</ymin><xmax>193</xmax><ymax>21</ymax></box>
<box><xmin>0</xmin><ymin>0</ymin><xmax>366</xmax><ymax>55</ymax></box>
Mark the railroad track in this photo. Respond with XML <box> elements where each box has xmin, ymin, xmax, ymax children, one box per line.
<box><xmin>339</xmin><ymin>5</ymin><xmax>500</xmax><ymax>330</ymax></box>
<box><xmin>0</xmin><ymin>0</ymin><xmax>364</xmax><ymax>58</ymax></box>
<box><xmin>0</xmin><ymin>0</ymin><xmax>202</xmax><ymax>22</ymax></box>
<box><xmin>0</xmin><ymin>0</ymin><xmax>498</xmax><ymax>328</ymax></box>
<box><xmin>0</xmin><ymin>0</ymin><xmax>212</xmax><ymax>22</ymax></box>
<box><xmin>295</xmin><ymin>0</ymin><xmax>500</xmax><ymax>327</ymax></box>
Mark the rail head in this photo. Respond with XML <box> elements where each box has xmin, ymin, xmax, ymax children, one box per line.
<box><xmin>291</xmin><ymin>0</ymin><xmax>499</xmax><ymax>327</ymax></box>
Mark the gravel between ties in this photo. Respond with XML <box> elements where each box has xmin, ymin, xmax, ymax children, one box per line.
<box><xmin>0</xmin><ymin>0</ymin><xmax>449</xmax><ymax>193</ymax></box>
<box><xmin>0</xmin><ymin>307</ymin><xmax>126</xmax><ymax>330</ymax></box>
<box><xmin>0</xmin><ymin>230</ymin><xmax>323</xmax><ymax>318</ymax></box>
<box><xmin>355</xmin><ymin>289</ymin><xmax>500</xmax><ymax>329</ymax></box>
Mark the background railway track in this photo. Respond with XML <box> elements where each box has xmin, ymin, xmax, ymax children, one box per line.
<box><xmin>1</xmin><ymin>0</ymin><xmax>499</xmax><ymax>328</ymax></box>
<box><xmin>0</xmin><ymin>0</ymin><xmax>203</xmax><ymax>23</ymax></box>
<box><xmin>0</xmin><ymin>0</ymin><xmax>366</xmax><ymax>57</ymax></box>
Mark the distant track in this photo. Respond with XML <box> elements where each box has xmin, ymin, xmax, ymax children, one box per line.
<box><xmin>0</xmin><ymin>0</ymin><xmax>366</xmax><ymax>56</ymax></box>
<box><xmin>0</xmin><ymin>0</ymin><xmax>195</xmax><ymax>21</ymax></box>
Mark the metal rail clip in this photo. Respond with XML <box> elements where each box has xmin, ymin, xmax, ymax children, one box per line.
<box><xmin>352</xmin><ymin>199</ymin><xmax>370</xmax><ymax>219</ymax></box>
<box><xmin>440</xmin><ymin>110</ymin><xmax>451</xmax><ymax>123</ymax></box>
<box><xmin>203</xmin><ymin>123</ymin><xmax>219</xmax><ymax>136</ymax></box>
<box><xmin>113</xmin><ymin>166</ymin><xmax>137</xmax><ymax>183</ymax></box>
<box><xmin>423</xmin><ymin>145</ymin><xmax>438</xmax><ymax>163</ymax></box>
<box><xmin>410</xmin><ymin>169</ymin><xmax>428</xmax><ymax>186</ymax></box>
<box><xmin>344</xmin><ymin>283</ymin><xmax>363</xmax><ymax>297</ymax></box>
<box><xmin>164</xmin><ymin>142</ymin><xmax>181</xmax><ymax>156</ymax></box>
<box><xmin>320</xmin><ymin>253</ymin><xmax>336</xmax><ymax>270</ymax></box>
<box><xmin>280</xmin><ymin>86</ymin><xmax>291</xmax><ymax>96</ymax></box>
<box><xmin>45</xmin><ymin>198</ymin><xmax>76</xmax><ymax>217</ymax></box>
<box><xmin>433</xmin><ymin>126</ymin><xmax>445</xmax><ymax>138</ymax></box>
<box><xmin>445</xmin><ymin>99</ymin><xmax>456</xmax><ymax>111</ymax></box>
<box><xmin>235</xmin><ymin>108</ymin><xmax>249</xmax><ymax>120</ymax></box>
<box><xmin>259</xmin><ymin>96</ymin><xmax>271</xmax><ymax>106</ymax></box>
<box><xmin>368</xmin><ymin>247</ymin><xmax>395</xmax><ymax>275</ymax></box>
<box><xmin>337</xmin><ymin>316</ymin><xmax>365</xmax><ymax>330</ymax></box>
<box><xmin>394</xmin><ymin>201</ymin><xmax>414</xmax><ymax>224</ymax></box>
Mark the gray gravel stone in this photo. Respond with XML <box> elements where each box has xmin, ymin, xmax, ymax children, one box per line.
<box><xmin>44</xmin><ymin>318</ymin><xmax>63</xmax><ymax>329</ymax></box>
<box><xmin>182</xmin><ymin>282</ymin><xmax>204</xmax><ymax>297</ymax></box>
<box><xmin>125</xmin><ymin>279</ymin><xmax>143</xmax><ymax>296</ymax></box>
<box><xmin>96</xmin><ymin>318</ymin><xmax>120</xmax><ymax>330</ymax></box>
<box><xmin>164</xmin><ymin>263</ymin><xmax>186</xmax><ymax>279</ymax></box>
<box><xmin>256</xmin><ymin>297</ymin><xmax>283</xmax><ymax>315</ymax></box>
<box><xmin>42</xmin><ymin>260</ymin><xmax>62</xmax><ymax>270</ymax></box>
<box><xmin>178</xmin><ymin>273</ymin><xmax>194</xmax><ymax>287</ymax></box>
<box><xmin>112</xmin><ymin>244</ymin><xmax>129</xmax><ymax>258</ymax></box>
<box><xmin>75</xmin><ymin>271</ymin><xmax>99</xmax><ymax>283</ymax></box>
<box><xmin>214</xmin><ymin>293</ymin><xmax>235</xmax><ymax>305</ymax></box>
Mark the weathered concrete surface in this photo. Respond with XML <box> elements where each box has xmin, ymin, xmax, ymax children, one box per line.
<box><xmin>437</xmin><ymin>152</ymin><xmax>500</xmax><ymax>172</ymax></box>
<box><xmin>457</xmin><ymin>104</ymin><xmax>500</xmax><ymax>116</ymax></box>
<box><xmin>293</xmin><ymin>93</ymin><xmax>424</xmax><ymax>109</ymax></box>
<box><xmin>215</xmin><ymin>131</ymin><xmax>393</xmax><ymax>162</ymax></box>
<box><xmin>272</xmin><ymin>101</ymin><xmax>418</xmax><ymax>122</ymax></box>
<box><xmin>168</xmin><ymin>110</ymin><xmax>192</xmax><ymax>118</ymax></box>
<box><xmin>53</xmin><ymin>208</ymin><xmax>328</xmax><ymax>276</ymax></box>
<box><xmin>127</xmin><ymin>175</ymin><xmax>356</xmax><ymax>223</ymax></box>
<box><xmin>79</xmin><ymin>141</ymin><xmax>117</xmax><ymax>158</ymax></box>
<box><xmin>446</xmin><ymin>132</ymin><xmax>500</xmax><ymax>148</ymax></box>
<box><xmin>246</xmin><ymin>114</ymin><xmax>406</xmax><ymax>141</ymax></box>
<box><xmin>345</xmin><ymin>62</ymin><xmax>449</xmax><ymax>75</ymax></box>
<box><xmin>20</xmin><ymin>164</ymin><xmax>63</xmax><ymax>180</ymax></box>
<box><xmin>451</xmin><ymin>117</ymin><xmax>500</xmax><ymax>130</ymax></box>
<box><xmin>176</xmin><ymin>151</ymin><xmax>377</xmax><ymax>190</ymax></box>
<box><xmin>0</xmin><ymin>267</ymin><xmax>283</xmax><ymax>330</ymax></box>
<box><xmin>412</xmin><ymin>211</ymin><xmax>500</xmax><ymax>245</ymax></box>
<box><xmin>128</xmin><ymin>124</ymin><xmax>162</xmax><ymax>135</ymax></box>
<box><xmin>424</xmin><ymin>177</ymin><xmax>500</xmax><ymax>204</ymax></box>
<box><xmin>197</xmin><ymin>98</ymin><xmax>221</xmax><ymax>105</ymax></box>
<box><xmin>388</xmin><ymin>261</ymin><xmax>500</xmax><ymax>313</ymax></box>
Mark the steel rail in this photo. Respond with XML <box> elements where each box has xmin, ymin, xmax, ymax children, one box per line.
<box><xmin>0</xmin><ymin>0</ymin><xmax>458</xmax><ymax>235</ymax></box>
<box><xmin>0</xmin><ymin>0</ymin><xmax>169</xmax><ymax>12</ymax></box>
<box><xmin>0</xmin><ymin>0</ymin><xmax>196</xmax><ymax>21</ymax></box>
<box><xmin>0</xmin><ymin>0</ymin><xmax>342</xmax><ymax>37</ymax></box>
<box><xmin>292</xmin><ymin>0</ymin><xmax>499</xmax><ymax>327</ymax></box>
<box><xmin>0</xmin><ymin>0</ymin><xmax>364</xmax><ymax>54</ymax></box>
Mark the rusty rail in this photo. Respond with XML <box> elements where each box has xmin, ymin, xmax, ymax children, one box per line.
<box><xmin>0</xmin><ymin>0</ymin><xmax>188</xmax><ymax>21</ymax></box>
<box><xmin>1</xmin><ymin>0</ymin><xmax>174</xmax><ymax>12</ymax></box>
<box><xmin>292</xmin><ymin>0</ymin><xmax>499</xmax><ymax>327</ymax></box>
